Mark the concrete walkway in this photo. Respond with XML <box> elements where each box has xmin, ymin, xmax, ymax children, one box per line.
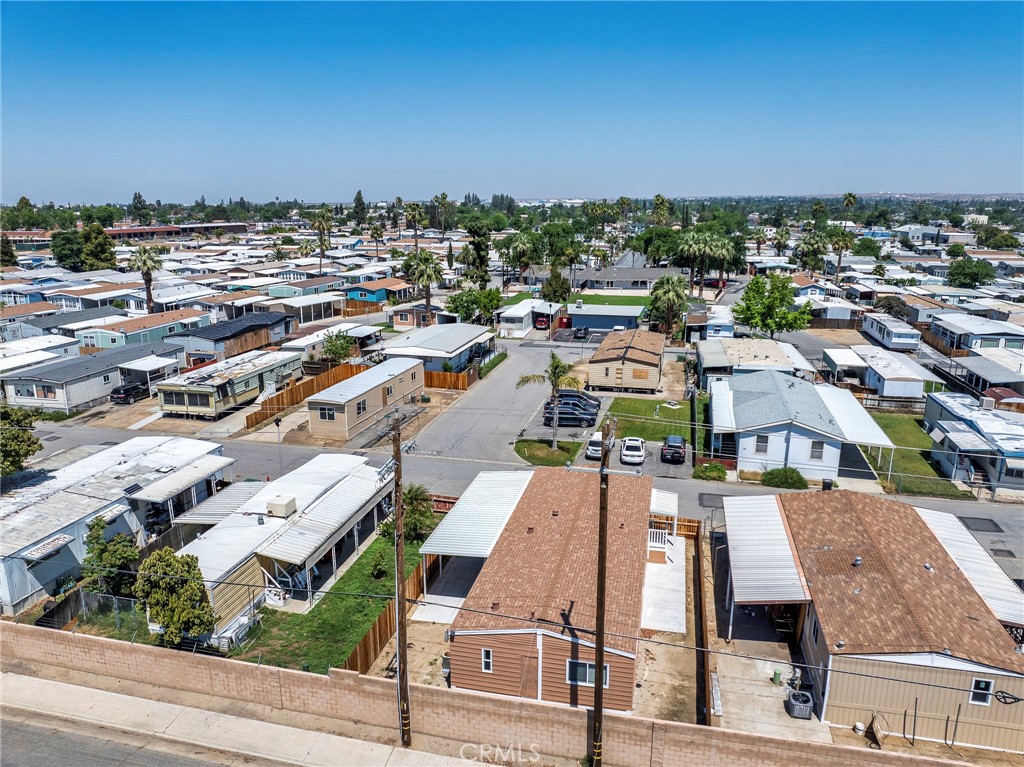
<box><xmin>1</xmin><ymin>673</ymin><xmax>475</xmax><ymax>767</ymax></box>
<box><xmin>641</xmin><ymin>536</ymin><xmax>687</xmax><ymax>633</ymax></box>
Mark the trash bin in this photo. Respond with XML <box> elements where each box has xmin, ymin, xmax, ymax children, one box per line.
<box><xmin>420</xmin><ymin>394</ymin><xmax>431</xmax><ymax>403</ymax></box>
<box><xmin>785</xmin><ymin>690</ymin><xmax>814</xmax><ymax>720</ymax></box>
<box><xmin>821</xmin><ymin>478</ymin><xmax>834</xmax><ymax>491</ymax></box>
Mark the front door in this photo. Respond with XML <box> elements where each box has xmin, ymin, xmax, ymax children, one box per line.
<box><xmin>520</xmin><ymin>655</ymin><xmax>539</xmax><ymax>699</ymax></box>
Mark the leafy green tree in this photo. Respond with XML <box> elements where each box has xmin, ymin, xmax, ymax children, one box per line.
<box><xmin>352</xmin><ymin>189</ymin><xmax>368</xmax><ymax>225</ymax></box>
<box><xmin>82</xmin><ymin>518</ymin><xmax>140</xmax><ymax>596</ymax></box>
<box><xmin>516</xmin><ymin>352</ymin><xmax>581</xmax><ymax>448</ymax></box>
<box><xmin>732</xmin><ymin>274</ymin><xmax>812</xmax><ymax>339</ymax></box>
<box><xmin>946</xmin><ymin>243</ymin><xmax>966</xmax><ymax>259</ymax></box>
<box><xmin>134</xmin><ymin>548</ymin><xmax>216</xmax><ymax>645</ymax></box>
<box><xmin>405</xmin><ymin>249</ymin><xmax>444</xmax><ymax>323</ymax></box>
<box><xmin>308</xmin><ymin>206</ymin><xmax>334</xmax><ymax>275</ymax></box>
<box><xmin>93</xmin><ymin>205</ymin><xmax>118</xmax><ymax>227</ymax></box>
<box><xmin>128</xmin><ymin>246</ymin><xmax>164</xmax><ymax>314</ymax></box>
<box><xmin>0</xmin><ymin>405</ymin><xmax>42</xmax><ymax>475</ymax></box>
<box><xmin>986</xmin><ymin>231</ymin><xmax>1021</xmax><ymax>250</ymax></box>
<box><xmin>874</xmin><ymin>295</ymin><xmax>911</xmax><ymax>321</ymax></box>
<box><xmin>651</xmin><ymin>274</ymin><xmax>688</xmax><ymax>337</ymax></box>
<box><xmin>443</xmin><ymin>289</ymin><xmax>482</xmax><ymax>323</ymax></box>
<box><xmin>540</xmin><ymin>270</ymin><xmax>571</xmax><ymax>303</ymax></box>
<box><xmin>947</xmin><ymin>257</ymin><xmax>997</xmax><ymax>289</ymax></box>
<box><xmin>898</xmin><ymin>235</ymin><xmax>914</xmax><ymax>251</ymax></box>
<box><xmin>0</xmin><ymin>234</ymin><xmax>16</xmax><ymax>267</ymax></box>
<box><xmin>321</xmin><ymin>330</ymin><xmax>353</xmax><ymax>363</ymax></box>
<box><xmin>280</xmin><ymin>235</ymin><xmax>297</xmax><ymax>246</ymax></box>
<box><xmin>80</xmin><ymin>223</ymin><xmax>116</xmax><ymax>271</ymax></box>
<box><xmin>852</xmin><ymin>236</ymin><xmax>882</xmax><ymax>261</ymax></box>
<box><xmin>948</xmin><ymin>213</ymin><xmax>964</xmax><ymax>228</ymax></box>
<box><xmin>51</xmin><ymin>230</ymin><xmax>84</xmax><ymax>271</ymax></box>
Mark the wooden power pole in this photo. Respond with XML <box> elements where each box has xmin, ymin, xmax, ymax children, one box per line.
<box><xmin>392</xmin><ymin>426</ymin><xmax>412</xmax><ymax>747</ymax></box>
<box><xmin>591</xmin><ymin>419</ymin><xmax>611</xmax><ymax>767</ymax></box>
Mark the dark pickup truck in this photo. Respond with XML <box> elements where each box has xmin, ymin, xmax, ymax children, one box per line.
<box><xmin>660</xmin><ymin>435</ymin><xmax>687</xmax><ymax>463</ymax></box>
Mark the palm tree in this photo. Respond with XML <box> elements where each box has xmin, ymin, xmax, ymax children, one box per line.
<box><xmin>270</xmin><ymin>244</ymin><xmax>286</xmax><ymax>262</ymax></box>
<box><xmin>405</xmin><ymin>201</ymin><xmax>425</xmax><ymax>253</ymax></box>
<box><xmin>509</xmin><ymin>232</ymin><xmax>532</xmax><ymax>279</ymax></box>
<box><xmin>842</xmin><ymin>193</ymin><xmax>857</xmax><ymax>229</ymax></box>
<box><xmin>616</xmin><ymin>196</ymin><xmax>633</xmax><ymax>222</ymax></box>
<box><xmin>308</xmin><ymin>206</ymin><xmax>334</xmax><ymax>275</ymax></box>
<box><xmin>298</xmin><ymin>239</ymin><xmax>315</xmax><ymax>259</ymax></box>
<box><xmin>369</xmin><ymin>222</ymin><xmax>384</xmax><ymax>259</ymax></box>
<box><xmin>773</xmin><ymin>228</ymin><xmax>789</xmax><ymax>259</ymax></box>
<box><xmin>752</xmin><ymin>228</ymin><xmax>767</xmax><ymax>256</ymax></box>
<box><xmin>828</xmin><ymin>227</ymin><xmax>855</xmax><ymax>282</ymax></box>
<box><xmin>516</xmin><ymin>352</ymin><xmax>581</xmax><ymax>449</ymax></box>
<box><xmin>127</xmin><ymin>246</ymin><xmax>163</xmax><ymax>314</ymax></box>
<box><xmin>650</xmin><ymin>194</ymin><xmax>672</xmax><ymax>226</ymax></box>
<box><xmin>797</xmin><ymin>230</ymin><xmax>831</xmax><ymax>279</ymax></box>
<box><xmin>432</xmin><ymin>192</ymin><xmax>450</xmax><ymax>242</ymax></box>
<box><xmin>651</xmin><ymin>274</ymin><xmax>688</xmax><ymax>338</ymax></box>
<box><xmin>811</xmin><ymin>200</ymin><xmax>826</xmax><ymax>220</ymax></box>
<box><xmin>406</xmin><ymin>249</ymin><xmax>443</xmax><ymax>326</ymax></box>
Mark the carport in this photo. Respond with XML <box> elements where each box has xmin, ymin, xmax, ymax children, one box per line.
<box><xmin>118</xmin><ymin>354</ymin><xmax>181</xmax><ymax>392</ymax></box>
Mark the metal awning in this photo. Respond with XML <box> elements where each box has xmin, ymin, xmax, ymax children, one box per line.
<box><xmin>119</xmin><ymin>355</ymin><xmax>179</xmax><ymax>373</ymax></box>
<box><xmin>1004</xmin><ymin>457</ymin><xmax>1024</xmax><ymax>471</ymax></box>
<box><xmin>723</xmin><ymin>496</ymin><xmax>810</xmax><ymax>604</ymax></box>
<box><xmin>650</xmin><ymin>489</ymin><xmax>679</xmax><ymax>517</ymax></box>
<box><xmin>420</xmin><ymin>471</ymin><xmax>533</xmax><ymax>558</ymax></box>
<box><xmin>129</xmin><ymin>455</ymin><xmax>235</xmax><ymax>503</ymax></box>
<box><xmin>346</xmin><ymin>325</ymin><xmax>380</xmax><ymax>338</ymax></box>
<box><xmin>917</xmin><ymin>507</ymin><xmax>1024</xmax><ymax>628</ymax></box>
<box><xmin>172</xmin><ymin>481</ymin><xmax>268</xmax><ymax>526</ymax></box>
<box><xmin>22</xmin><ymin>534</ymin><xmax>74</xmax><ymax>562</ymax></box>
<box><xmin>928</xmin><ymin>427</ymin><xmax>946</xmax><ymax>444</ymax></box>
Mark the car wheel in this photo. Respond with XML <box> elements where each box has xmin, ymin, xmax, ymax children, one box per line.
<box><xmin>584</xmin><ymin>419</ymin><xmax>594</xmax><ymax>428</ymax></box>
<box><xmin>127</xmin><ymin>397</ymin><xmax>136</xmax><ymax>404</ymax></box>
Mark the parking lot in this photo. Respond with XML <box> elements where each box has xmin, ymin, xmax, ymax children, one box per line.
<box><xmin>550</xmin><ymin>328</ymin><xmax>608</xmax><ymax>344</ymax></box>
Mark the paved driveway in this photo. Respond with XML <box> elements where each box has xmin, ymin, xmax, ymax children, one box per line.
<box><xmin>837</xmin><ymin>443</ymin><xmax>876</xmax><ymax>480</ymax></box>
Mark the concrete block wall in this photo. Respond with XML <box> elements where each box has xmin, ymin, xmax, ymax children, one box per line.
<box><xmin>0</xmin><ymin>623</ymin><xmax>966</xmax><ymax>767</ymax></box>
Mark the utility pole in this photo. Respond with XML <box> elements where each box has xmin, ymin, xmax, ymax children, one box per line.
<box><xmin>591</xmin><ymin>418</ymin><xmax>610</xmax><ymax>767</ymax></box>
<box><xmin>391</xmin><ymin>422</ymin><xmax>412</xmax><ymax>748</ymax></box>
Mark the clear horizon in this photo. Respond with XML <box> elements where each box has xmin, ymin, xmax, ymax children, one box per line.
<box><xmin>2</xmin><ymin>2</ymin><xmax>1022</xmax><ymax>205</ymax></box>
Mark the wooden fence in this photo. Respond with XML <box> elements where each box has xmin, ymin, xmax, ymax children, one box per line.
<box><xmin>423</xmin><ymin>367</ymin><xmax>476</xmax><ymax>391</ymax></box>
<box><xmin>856</xmin><ymin>394</ymin><xmax>926</xmax><ymax>414</ymax></box>
<box><xmin>343</xmin><ymin>299</ymin><xmax>382</xmax><ymax>317</ymax></box>
<box><xmin>429</xmin><ymin>494</ymin><xmax>460</xmax><ymax>513</ymax></box>
<box><xmin>137</xmin><ymin>522</ymin><xmax>202</xmax><ymax>562</ymax></box>
<box><xmin>920</xmin><ymin>329</ymin><xmax>970</xmax><ymax>358</ymax></box>
<box><xmin>342</xmin><ymin>553</ymin><xmax>441</xmax><ymax>674</ymax></box>
<box><xmin>245</xmin><ymin>363</ymin><xmax>370</xmax><ymax>429</ymax></box>
<box><xmin>808</xmin><ymin>317</ymin><xmax>861</xmax><ymax>330</ymax></box>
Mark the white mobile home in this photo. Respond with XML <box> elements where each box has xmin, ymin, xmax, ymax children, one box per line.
<box><xmin>862</xmin><ymin>312</ymin><xmax>921</xmax><ymax>351</ymax></box>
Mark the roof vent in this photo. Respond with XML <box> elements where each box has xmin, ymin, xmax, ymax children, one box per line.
<box><xmin>527</xmin><ymin>526</ymin><xmax>534</xmax><ymax>534</ymax></box>
<box><xmin>852</xmin><ymin>555</ymin><xmax>863</xmax><ymax>567</ymax></box>
<box><xmin>551</xmin><ymin>509</ymin><xmax>559</xmax><ymax>517</ymax></box>
<box><xmin>923</xmin><ymin>562</ymin><xmax>935</xmax><ymax>572</ymax></box>
<box><xmin>942</xmin><ymin>648</ymin><xmax>952</xmax><ymax>655</ymax></box>
<box><xmin>852</xmin><ymin>588</ymin><xmax>863</xmax><ymax>596</ymax></box>
<box><xmin>491</xmin><ymin>601</ymin><xmax>500</xmax><ymax>611</ymax></box>
<box><xmin>835</xmin><ymin>640</ymin><xmax>846</xmax><ymax>650</ymax></box>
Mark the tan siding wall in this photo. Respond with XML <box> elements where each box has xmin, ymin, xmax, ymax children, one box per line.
<box><xmin>799</xmin><ymin>604</ymin><xmax>831</xmax><ymax>706</ymax></box>
<box><xmin>828</xmin><ymin>655</ymin><xmax>1024</xmax><ymax>752</ymax></box>
<box><xmin>540</xmin><ymin>634</ymin><xmax>635</xmax><ymax>712</ymax></box>
<box><xmin>308</xmin><ymin>363</ymin><xmax>424</xmax><ymax>440</ymax></box>
<box><xmin>450</xmin><ymin>632</ymin><xmax>537</xmax><ymax>699</ymax></box>
<box><xmin>210</xmin><ymin>556</ymin><xmax>264</xmax><ymax>632</ymax></box>
<box><xmin>587</xmin><ymin>360</ymin><xmax>660</xmax><ymax>392</ymax></box>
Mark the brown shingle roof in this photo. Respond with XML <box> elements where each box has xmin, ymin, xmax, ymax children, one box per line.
<box><xmin>0</xmin><ymin>301</ymin><xmax>59</xmax><ymax>319</ymax></box>
<box><xmin>197</xmin><ymin>290</ymin><xmax>259</xmax><ymax>305</ymax></box>
<box><xmin>290</xmin><ymin>276</ymin><xmax>343</xmax><ymax>288</ymax></box>
<box><xmin>56</xmin><ymin>281</ymin><xmax>144</xmax><ymax>297</ymax></box>
<box><xmin>350</xmin><ymin>277</ymin><xmax>413</xmax><ymax>292</ymax></box>
<box><xmin>779</xmin><ymin>491</ymin><xmax>1024</xmax><ymax>673</ymax></box>
<box><xmin>95</xmin><ymin>308</ymin><xmax>207</xmax><ymax>335</ymax></box>
<box><xmin>590</xmin><ymin>329</ymin><xmax>664</xmax><ymax>367</ymax></box>
<box><xmin>451</xmin><ymin>468</ymin><xmax>651</xmax><ymax>654</ymax></box>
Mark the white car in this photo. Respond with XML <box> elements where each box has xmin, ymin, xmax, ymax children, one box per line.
<box><xmin>619</xmin><ymin>437</ymin><xmax>646</xmax><ymax>465</ymax></box>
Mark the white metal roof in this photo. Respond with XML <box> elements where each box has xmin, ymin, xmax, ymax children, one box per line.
<box><xmin>280</xmin><ymin>323</ymin><xmax>360</xmax><ymax>349</ymax></box>
<box><xmin>119</xmin><ymin>354</ymin><xmax>180</xmax><ymax>373</ymax></box>
<box><xmin>419</xmin><ymin>471</ymin><xmax>534</xmax><ymax>558</ymax></box>
<box><xmin>916</xmin><ymin>507</ymin><xmax>1024</xmax><ymax>628</ymax></box>
<box><xmin>259</xmin><ymin>462</ymin><xmax>386</xmax><ymax>566</ymax></box>
<box><xmin>814</xmin><ymin>385</ymin><xmax>895</xmax><ymax>447</ymax></box>
<box><xmin>308</xmin><ymin>358</ymin><xmax>421</xmax><ymax>406</ymax></box>
<box><xmin>709</xmin><ymin>380</ymin><xmax>736</xmax><ymax>431</ymax></box>
<box><xmin>723</xmin><ymin>495</ymin><xmax>810</xmax><ymax>604</ymax></box>
<box><xmin>128</xmin><ymin>454</ymin><xmax>235</xmax><ymax>503</ymax></box>
<box><xmin>172</xmin><ymin>482</ymin><xmax>269</xmax><ymax>525</ymax></box>
<box><xmin>650</xmin><ymin>488</ymin><xmax>679</xmax><ymax>517</ymax></box>
<box><xmin>823</xmin><ymin>348</ymin><xmax>868</xmax><ymax>369</ymax></box>
<box><xmin>260</xmin><ymin>291</ymin><xmax>345</xmax><ymax>308</ymax></box>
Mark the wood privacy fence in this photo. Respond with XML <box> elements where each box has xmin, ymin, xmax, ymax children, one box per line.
<box><xmin>342</xmin><ymin>299</ymin><xmax>382</xmax><ymax>317</ymax></box>
<box><xmin>808</xmin><ymin>317</ymin><xmax>862</xmax><ymax>330</ymax></box>
<box><xmin>423</xmin><ymin>367</ymin><xmax>476</xmax><ymax>391</ymax></box>
<box><xmin>245</xmin><ymin>363</ymin><xmax>370</xmax><ymax>429</ymax></box>
<box><xmin>342</xmin><ymin>553</ymin><xmax>441</xmax><ymax>674</ymax></box>
<box><xmin>920</xmin><ymin>329</ymin><xmax>970</xmax><ymax>358</ymax></box>
<box><xmin>856</xmin><ymin>394</ymin><xmax>926</xmax><ymax>415</ymax></box>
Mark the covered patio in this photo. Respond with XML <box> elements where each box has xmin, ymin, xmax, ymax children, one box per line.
<box><xmin>118</xmin><ymin>354</ymin><xmax>182</xmax><ymax>392</ymax></box>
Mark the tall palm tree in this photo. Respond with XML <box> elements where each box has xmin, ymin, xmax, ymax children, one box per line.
<box><xmin>773</xmin><ymin>228</ymin><xmax>789</xmax><ymax>259</ymax></box>
<box><xmin>298</xmin><ymin>239</ymin><xmax>315</xmax><ymax>259</ymax></box>
<box><xmin>752</xmin><ymin>228</ymin><xmax>767</xmax><ymax>256</ymax></box>
<box><xmin>616</xmin><ymin>196</ymin><xmax>633</xmax><ymax>222</ymax></box>
<box><xmin>516</xmin><ymin>352</ymin><xmax>581</xmax><ymax>449</ymax></box>
<box><xmin>811</xmin><ymin>200</ymin><xmax>826</xmax><ymax>220</ymax></box>
<box><xmin>432</xmin><ymin>192</ymin><xmax>450</xmax><ymax>242</ymax></box>
<box><xmin>269</xmin><ymin>244</ymin><xmax>286</xmax><ymax>262</ymax></box>
<box><xmin>406</xmin><ymin>249</ymin><xmax>443</xmax><ymax>326</ymax></box>
<box><xmin>405</xmin><ymin>201</ymin><xmax>425</xmax><ymax>253</ymax></box>
<box><xmin>828</xmin><ymin>228</ymin><xmax>855</xmax><ymax>282</ymax></box>
<box><xmin>651</xmin><ymin>274</ymin><xmax>688</xmax><ymax>338</ymax></box>
<box><xmin>509</xmin><ymin>232</ymin><xmax>532</xmax><ymax>278</ymax></box>
<box><xmin>127</xmin><ymin>246</ymin><xmax>163</xmax><ymax>314</ymax></box>
<box><xmin>797</xmin><ymin>230</ymin><xmax>831</xmax><ymax>279</ymax></box>
<box><xmin>370</xmin><ymin>222</ymin><xmax>384</xmax><ymax>259</ymax></box>
<box><xmin>308</xmin><ymin>206</ymin><xmax>334</xmax><ymax>275</ymax></box>
<box><xmin>842</xmin><ymin>192</ymin><xmax>857</xmax><ymax>229</ymax></box>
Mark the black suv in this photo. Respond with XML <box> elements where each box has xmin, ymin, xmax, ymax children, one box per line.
<box><xmin>109</xmin><ymin>382</ymin><xmax>148</xmax><ymax>404</ymax></box>
<box><xmin>660</xmin><ymin>435</ymin><xmax>686</xmax><ymax>463</ymax></box>
<box><xmin>573</xmin><ymin>326</ymin><xmax>589</xmax><ymax>339</ymax></box>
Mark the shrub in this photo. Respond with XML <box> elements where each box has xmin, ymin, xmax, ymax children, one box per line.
<box><xmin>369</xmin><ymin>549</ymin><xmax>390</xmax><ymax>580</ymax></box>
<box><xmin>761</xmin><ymin>467</ymin><xmax>808</xmax><ymax>489</ymax></box>
<box><xmin>693</xmin><ymin>461</ymin><xmax>727</xmax><ymax>481</ymax></box>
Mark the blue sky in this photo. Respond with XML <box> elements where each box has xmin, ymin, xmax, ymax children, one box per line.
<box><xmin>2</xmin><ymin>2</ymin><xmax>1022</xmax><ymax>204</ymax></box>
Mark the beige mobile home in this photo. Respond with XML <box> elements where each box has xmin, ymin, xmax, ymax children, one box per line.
<box><xmin>306</xmin><ymin>358</ymin><xmax>423</xmax><ymax>440</ymax></box>
<box><xmin>156</xmin><ymin>350</ymin><xmax>302</xmax><ymax>419</ymax></box>
<box><xmin>587</xmin><ymin>328</ymin><xmax>664</xmax><ymax>392</ymax></box>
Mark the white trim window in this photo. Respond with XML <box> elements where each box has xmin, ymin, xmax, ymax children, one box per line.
<box><xmin>386</xmin><ymin>385</ymin><xmax>394</xmax><ymax>397</ymax></box>
<box><xmin>969</xmin><ymin>678</ymin><xmax>993</xmax><ymax>706</ymax></box>
<box><xmin>481</xmin><ymin>648</ymin><xmax>493</xmax><ymax>673</ymax></box>
<box><xmin>566</xmin><ymin>660</ymin><xmax>609</xmax><ymax>688</ymax></box>
<box><xmin>810</xmin><ymin>440</ymin><xmax>825</xmax><ymax>461</ymax></box>
<box><xmin>318</xmin><ymin>406</ymin><xmax>335</xmax><ymax>421</ymax></box>
<box><xmin>755</xmin><ymin>434</ymin><xmax>769</xmax><ymax>454</ymax></box>
<box><xmin>356</xmin><ymin>399</ymin><xmax>367</xmax><ymax>416</ymax></box>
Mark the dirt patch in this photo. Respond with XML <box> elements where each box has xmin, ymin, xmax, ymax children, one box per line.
<box><xmin>806</xmin><ymin>328</ymin><xmax>870</xmax><ymax>347</ymax></box>
<box><xmin>830</xmin><ymin>722</ymin><xmax>1022</xmax><ymax>766</ymax></box>
<box><xmin>368</xmin><ymin>620</ymin><xmax>450</xmax><ymax>689</ymax></box>
<box><xmin>69</xmin><ymin>400</ymin><xmax>157</xmax><ymax>429</ymax></box>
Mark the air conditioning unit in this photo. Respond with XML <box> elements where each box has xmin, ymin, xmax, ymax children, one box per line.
<box><xmin>575</xmin><ymin>299</ymin><xmax>584</xmax><ymax>309</ymax></box>
<box><xmin>266</xmin><ymin>495</ymin><xmax>297</xmax><ymax>518</ymax></box>
<box><xmin>979</xmin><ymin>397</ymin><xmax>996</xmax><ymax>410</ymax></box>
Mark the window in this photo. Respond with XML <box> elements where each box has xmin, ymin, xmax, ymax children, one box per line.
<box><xmin>970</xmin><ymin>678</ymin><xmax>993</xmax><ymax>706</ymax></box>
<box><xmin>811</xmin><ymin>615</ymin><xmax>819</xmax><ymax>645</ymax></box>
<box><xmin>356</xmin><ymin>399</ymin><xmax>367</xmax><ymax>416</ymax></box>
<box><xmin>1006</xmin><ymin>339</ymin><xmax>1024</xmax><ymax>350</ymax></box>
<box><xmin>755</xmin><ymin>435</ymin><xmax>769</xmax><ymax>454</ymax></box>
<box><xmin>319</xmin><ymin>406</ymin><xmax>336</xmax><ymax>421</ymax></box>
<box><xmin>386</xmin><ymin>385</ymin><xmax>394</xmax><ymax>397</ymax></box>
<box><xmin>110</xmin><ymin>337</ymin><xmax>118</xmax><ymax>344</ymax></box>
<box><xmin>481</xmin><ymin>648</ymin><xmax>493</xmax><ymax>673</ymax></box>
<box><xmin>411</xmin><ymin>371</ymin><xmax>417</xmax><ymax>381</ymax></box>
<box><xmin>398</xmin><ymin>313</ymin><xmax>409</xmax><ymax>322</ymax></box>
<box><xmin>810</xmin><ymin>441</ymin><xmax>825</xmax><ymax>461</ymax></box>
<box><xmin>102</xmin><ymin>374</ymin><xmax>111</xmax><ymax>384</ymax></box>
<box><xmin>187</xmin><ymin>393</ymin><xmax>210</xmax><ymax>407</ymax></box>
<box><xmin>979</xmin><ymin>339</ymin><xmax>999</xmax><ymax>348</ymax></box>
<box><xmin>163</xmin><ymin>391</ymin><xmax>185</xmax><ymax>406</ymax></box>
<box><xmin>604</xmin><ymin>367</ymin><xmax>610</xmax><ymax>377</ymax></box>
<box><xmin>566</xmin><ymin>660</ymin><xmax>609</xmax><ymax>688</ymax></box>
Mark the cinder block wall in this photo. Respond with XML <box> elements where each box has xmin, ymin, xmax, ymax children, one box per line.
<box><xmin>0</xmin><ymin>623</ymin><xmax>966</xmax><ymax>767</ymax></box>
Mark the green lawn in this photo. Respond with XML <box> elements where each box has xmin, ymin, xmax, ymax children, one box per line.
<box><xmin>608</xmin><ymin>397</ymin><xmax>694</xmax><ymax>443</ymax></box>
<box><xmin>501</xmin><ymin>292</ymin><xmax>537</xmax><ymax>306</ymax></box>
<box><xmin>479</xmin><ymin>351</ymin><xmax>508</xmax><ymax>378</ymax></box>
<box><xmin>514</xmin><ymin>439</ymin><xmax>582</xmax><ymax>466</ymax></box>
<box><xmin>230</xmin><ymin>536</ymin><xmax>424</xmax><ymax>673</ymax></box>
<box><xmin>862</xmin><ymin>413</ymin><xmax>974</xmax><ymax>499</ymax></box>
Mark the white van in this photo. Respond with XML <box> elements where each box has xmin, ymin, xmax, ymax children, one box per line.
<box><xmin>585</xmin><ymin>431</ymin><xmax>614</xmax><ymax>460</ymax></box>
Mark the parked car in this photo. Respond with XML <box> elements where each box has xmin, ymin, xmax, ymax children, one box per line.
<box><xmin>558</xmin><ymin>388</ymin><xmax>600</xmax><ymax>406</ymax></box>
<box><xmin>585</xmin><ymin>431</ymin><xmax>614</xmax><ymax>460</ymax></box>
<box><xmin>573</xmin><ymin>326</ymin><xmax>589</xmax><ymax>339</ymax></box>
<box><xmin>660</xmin><ymin>435</ymin><xmax>686</xmax><ymax>463</ymax></box>
<box><xmin>703</xmin><ymin>277</ymin><xmax>727</xmax><ymax>289</ymax></box>
<box><xmin>543</xmin><ymin>410</ymin><xmax>595</xmax><ymax>428</ymax></box>
<box><xmin>109</xmin><ymin>382</ymin><xmax>149</xmax><ymax>404</ymax></box>
<box><xmin>619</xmin><ymin>437</ymin><xmax>646</xmax><ymax>465</ymax></box>
<box><xmin>534</xmin><ymin>316</ymin><xmax>550</xmax><ymax>330</ymax></box>
<box><xmin>546</xmin><ymin>397</ymin><xmax>599</xmax><ymax>414</ymax></box>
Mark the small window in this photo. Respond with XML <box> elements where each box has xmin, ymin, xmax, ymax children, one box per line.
<box><xmin>970</xmin><ymin>678</ymin><xmax>993</xmax><ymax>706</ymax></box>
<box><xmin>319</xmin><ymin>406</ymin><xmax>335</xmax><ymax>421</ymax></box>
<box><xmin>386</xmin><ymin>385</ymin><xmax>394</xmax><ymax>397</ymax></box>
<box><xmin>411</xmin><ymin>371</ymin><xmax>417</xmax><ymax>381</ymax></box>
<box><xmin>604</xmin><ymin>367</ymin><xmax>609</xmax><ymax>377</ymax></box>
<box><xmin>811</xmin><ymin>615</ymin><xmax>819</xmax><ymax>645</ymax></box>
<box><xmin>566</xmin><ymin>660</ymin><xmax>609</xmax><ymax>688</ymax></box>
<box><xmin>810</xmin><ymin>441</ymin><xmax>824</xmax><ymax>461</ymax></box>
<box><xmin>102</xmin><ymin>374</ymin><xmax>111</xmax><ymax>384</ymax></box>
<box><xmin>356</xmin><ymin>399</ymin><xmax>367</xmax><ymax>416</ymax></box>
<box><xmin>755</xmin><ymin>434</ymin><xmax>769</xmax><ymax>454</ymax></box>
<box><xmin>110</xmin><ymin>337</ymin><xmax>118</xmax><ymax>344</ymax></box>
<box><xmin>481</xmin><ymin>648</ymin><xmax>493</xmax><ymax>673</ymax></box>
<box><xmin>398</xmin><ymin>313</ymin><xmax>409</xmax><ymax>322</ymax></box>
<box><xmin>979</xmin><ymin>339</ymin><xmax>999</xmax><ymax>348</ymax></box>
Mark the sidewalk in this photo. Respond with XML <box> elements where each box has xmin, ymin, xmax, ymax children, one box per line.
<box><xmin>0</xmin><ymin>673</ymin><xmax>475</xmax><ymax>767</ymax></box>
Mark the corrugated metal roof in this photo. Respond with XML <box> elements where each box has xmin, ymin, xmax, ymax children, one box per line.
<box><xmin>119</xmin><ymin>354</ymin><xmax>180</xmax><ymax>373</ymax></box>
<box><xmin>916</xmin><ymin>507</ymin><xmax>1024</xmax><ymax>628</ymax></box>
<box><xmin>173</xmin><ymin>482</ymin><xmax>268</xmax><ymax>526</ymax></box>
<box><xmin>709</xmin><ymin>380</ymin><xmax>735</xmax><ymax>431</ymax></box>
<box><xmin>129</xmin><ymin>455</ymin><xmax>235</xmax><ymax>503</ymax></box>
<box><xmin>815</xmin><ymin>386</ymin><xmax>894</xmax><ymax>447</ymax></box>
<box><xmin>419</xmin><ymin>471</ymin><xmax>534</xmax><ymax>558</ymax></box>
<box><xmin>258</xmin><ymin>464</ymin><xmax>387</xmax><ymax>565</ymax></box>
<box><xmin>650</xmin><ymin>488</ymin><xmax>679</xmax><ymax>517</ymax></box>
<box><xmin>723</xmin><ymin>495</ymin><xmax>810</xmax><ymax>604</ymax></box>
